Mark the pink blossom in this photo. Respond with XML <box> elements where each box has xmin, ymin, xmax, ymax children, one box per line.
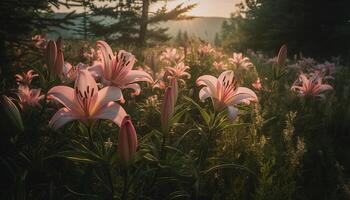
<box><xmin>196</xmin><ymin>70</ymin><xmax>258</xmax><ymax>121</ymax></box>
<box><xmin>83</xmin><ymin>48</ymin><xmax>99</xmax><ymax>63</ymax></box>
<box><xmin>252</xmin><ymin>78</ymin><xmax>262</xmax><ymax>90</ymax></box>
<box><xmin>15</xmin><ymin>85</ymin><xmax>44</xmax><ymax>108</ymax></box>
<box><xmin>165</xmin><ymin>62</ymin><xmax>190</xmax><ymax>80</ymax></box>
<box><xmin>291</xmin><ymin>73</ymin><xmax>333</xmax><ymax>99</ymax></box>
<box><xmin>61</xmin><ymin>62</ymin><xmax>88</xmax><ymax>82</ymax></box>
<box><xmin>154</xmin><ymin>62</ymin><xmax>190</xmax><ymax>89</ymax></box>
<box><xmin>96</xmin><ymin>41</ymin><xmax>153</xmax><ymax>98</ymax></box>
<box><xmin>47</xmin><ymin>70</ymin><xmax>127</xmax><ymax>130</ymax></box>
<box><xmin>229</xmin><ymin>53</ymin><xmax>254</xmax><ymax>70</ymax></box>
<box><xmin>15</xmin><ymin>70</ymin><xmax>38</xmax><ymax>85</ymax></box>
<box><xmin>160</xmin><ymin>48</ymin><xmax>184</xmax><ymax>64</ymax></box>
<box><xmin>32</xmin><ymin>35</ymin><xmax>46</xmax><ymax>49</ymax></box>
<box><xmin>213</xmin><ymin>61</ymin><xmax>227</xmax><ymax>70</ymax></box>
<box><xmin>198</xmin><ymin>43</ymin><xmax>215</xmax><ymax>55</ymax></box>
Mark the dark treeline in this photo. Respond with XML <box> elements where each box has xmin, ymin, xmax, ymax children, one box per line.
<box><xmin>221</xmin><ymin>0</ymin><xmax>350</xmax><ymax>60</ymax></box>
<box><xmin>0</xmin><ymin>0</ymin><xmax>195</xmax><ymax>92</ymax></box>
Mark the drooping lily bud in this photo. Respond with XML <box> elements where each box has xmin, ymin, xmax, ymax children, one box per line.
<box><xmin>45</xmin><ymin>40</ymin><xmax>57</xmax><ymax>71</ymax></box>
<box><xmin>1</xmin><ymin>95</ymin><xmax>24</xmax><ymax>132</ymax></box>
<box><xmin>118</xmin><ymin>116</ymin><xmax>138</xmax><ymax>165</ymax></box>
<box><xmin>277</xmin><ymin>44</ymin><xmax>288</xmax><ymax>66</ymax></box>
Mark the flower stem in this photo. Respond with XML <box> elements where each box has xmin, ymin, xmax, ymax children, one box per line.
<box><xmin>88</xmin><ymin>124</ymin><xmax>94</xmax><ymax>146</ymax></box>
<box><xmin>121</xmin><ymin>169</ymin><xmax>129</xmax><ymax>200</ymax></box>
<box><xmin>149</xmin><ymin>130</ymin><xmax>168</xmax><ymax>191</ymax></box>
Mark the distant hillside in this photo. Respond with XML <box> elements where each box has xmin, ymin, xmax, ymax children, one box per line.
<box><xmin>159</xmin><ymin>17</ymin><xmax>226</xmax><ymax>42</ymax></box>
<box><xmin>50</xmin><ymin>13</ymin><xmax>226</xmax><ymax>43</ymax></box>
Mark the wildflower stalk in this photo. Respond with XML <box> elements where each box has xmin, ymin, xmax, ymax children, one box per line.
<box><xmin>121</xmin><ymin>169</ymin><xmax>129</xmax><ymax>200</ymax></box>
<box><xmin>88</xmin><ymin>124</ymin><xmax>94</xmax><ymax>145</ymax></box>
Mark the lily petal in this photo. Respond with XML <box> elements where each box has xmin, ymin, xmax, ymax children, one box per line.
<box><xmin>93</xmin><ymin>102</ymin><xmax>127</xmax><ymax>127</ymax></box>
<box><xmin>227</xmin><ymin>106</ymin><xmax>239</xmax><ymax>121</ymax></box>
<box><xmin>92</xmin><ymin>86</ymin><xmax>123</xmax><ymax>114</ymax></box>
<box><xmin>48</xmin><ymin>86</ymin><xmax>82</xmax><ymax>114</ymax></box>
<box><xmin>97</xmin><ymin>40</ymin><xmax>114</xmax><ymax>79</ymax></box>
<box><xmin>231</xmin><ymin>87</ymin><xmax>258</xmax><ymax>105</ymax></box>
<box><xmin>124</xmin><ymin>83</ymin><xmax>141</xmax><ymax>96</ymax></box>
<box><xmin>74</xmin><ymin>70</ymin><xmax>98</xmax><ymax>112</ymax></box>
<box><xmin>49</xmin><ymin>107</ymin><xmax>78</xmax><ymax>130</ymax></box>
<box><xmin>199</xmin><ymin>87</ymin><xmax>212</xmax><ymax>102</ymax></box>
<box><xmin>119</xmin><ymin>70</ymin><xmax>154</xmax><ymax>86</ymax></box>
<box><xmin>196</xmin><ymin>75</ymin><xmax>218</xmax><ymax>96</ymax></box>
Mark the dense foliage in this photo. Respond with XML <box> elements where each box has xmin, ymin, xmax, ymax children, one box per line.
<box><xmin>0</xmin><ymin>37</ymin><xmax>349</xmax><ymax>199</ymax></box>
<box><xmin>222</xmin><ymin>0</ymin><xmax>350</xmax><ymax>60</ymax></box>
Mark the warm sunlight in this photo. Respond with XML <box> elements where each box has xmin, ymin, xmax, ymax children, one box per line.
<box><xmin>152</xmin><ymin>0</ymin><xmax>240</xmax><ymax>17</ymax></box>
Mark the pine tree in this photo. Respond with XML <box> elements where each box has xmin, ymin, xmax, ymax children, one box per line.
<box><xmin>0</xmin><ymin>0</ymin><xmax>78</xmax><ymax>90</ymax></box>
<box><xmin>89</xmin><ymin>0</ymin><xmax>142</xmax><ymax>44</ymax></box>
<box><xmin>183</xmin><ymin>31</ymin><xmax>189</xmax><ymax>43</ymax></box>
<box><xmin>73</xmin><ymin>0</ymin><xmax>93</xmax><ymax>40</ymax></box>
<box><xmin>214</xmin><ymin>32</ymin><xmax>221</xmax><ymax>47</ymax></box>
<box><xmin>175</xmin><ymin>30</ymin><xmax>183</xmax><ymax>44</ymax></box>
<box><xmin>138</xmin><ymin>1</ymin><xmax>196</xmax><ymax>47</ymax></box>
<box><xmin>222</xmin><ymin>0</ymin><xmax>350</xmax><ymax>58</ymax></box>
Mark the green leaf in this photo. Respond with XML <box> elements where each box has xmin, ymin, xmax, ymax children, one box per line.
<box><xmin>166</xmin><ymin>190</ymin><xmax>190</xmax><ymax>200</ymax></box>
<box><xmin>170</xmin><ymin>105</ymin><xmax>190</xmax><ymax>126</ymax></box>
<box><xmin>201</xmin><ymin>163</ymin><xmax>255</xmax><ymax>175</ymax></box>
<box><xmin>143</xmin><ymin>153</ymin><xmax>159</xmax><ymax>162</ymax></box>
<box><xmin>184</xmin><ymin>96</ymin><xmax>211</xmax><ymax>126</ymax></box>
<box><xmin>1</xmin><ymin>95</ymin><xmax>24</xmax><ymax>132</ymax></box>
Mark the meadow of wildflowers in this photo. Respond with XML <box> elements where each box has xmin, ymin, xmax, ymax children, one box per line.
<box><xmin>1</xmin><ymin>37</ymin><xmax>350</xmax><ymax>200</ymax></box>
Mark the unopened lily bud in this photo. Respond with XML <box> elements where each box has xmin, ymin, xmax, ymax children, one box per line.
<box><xmin>169</xmin><ymin>77</ymin><xmax>178</xmax><ymax>106</ymax></box>
<box><xmin>54</xmin><ymin>50</ymin><xmax>64</xmax><ymax>76</ymax></box>
<box><xmin>161</xmin><ymin>78</ymin><xmax>178</xmax><ymax>132</ymax></box>
<box><xmin>45</xmin><ymin>40</ymin><xmax>57</xmax><ymax>72</ymax></box>
<box><xmin>118</xmin><ymin>116</ymin><xmax>138</xmax><ymax>165</ymax></box>
<box><xmin>277</xmin><ymin>44</ymin><xmax>287</xmax><ymax>66</ymax></box>
<box><xmin>1</xmin><ymin>95</ymin><xmax>24</xmax><ymax>132</ymax></box>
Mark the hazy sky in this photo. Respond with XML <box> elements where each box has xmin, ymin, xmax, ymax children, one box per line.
<box><xmin>55</xmin><ymin>0</ymin><xmax>241</xmax><ymax>18</ymax></box>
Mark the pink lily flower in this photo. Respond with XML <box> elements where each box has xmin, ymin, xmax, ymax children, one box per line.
<box><xmin>291</xmin><ymin>73</ymin><xmax>333</xmax><ymax>99</ymax></box>
<box><xmin>118</xmin><ymin>115</ymin><xmax>138</xmax><ymax>165</ymax></box>
<box><xmin>160</xmin><ymin>48</ymin><xmax>184</xmax><ymax>64</ymax></box>
<box><xmin>83</xmin><ymin>48</ymin><xmax>99</xmax><ymax>63</ymax></box>
<box><xmin>252</xmin><ymin>78</ymin><xmax>262</xmax><ymax>90</ymax></box>
<box><xmin>15</xmin><ymin>70</ymin><xmax>39</xmax><ymax>85</ymax></box>
<box><xmin>47</xmin><ymin>69</ymin><xmax>126</xmax><ymax>130</ymax></box>
<box><xmin>165</xmin><ymin>62</ymin><xmax>191</xmax><ymax>81</ymax></box>
<box><xmin>196</xmin><ymin>70</ymin><xmax>258</xmax><ymax>121</ymax></box>
<box><xmin>229</xmin><ymin>53</ymin><xmax>254</xmax><ymax>70</ymax></box>
<box><xmin>154</xmin><ymin>62</ymin><xmax>190</xmax><ymax>89</ymax></box>
<box><xmin>32</xmin><ymin>34</ymin><xmax>46</xmax><ymax>49</ymax></box>
<box><xmin>45</xmin><ymin>40</ymin><xmax>64</xmax><ymax>76</ymax></box>
<box><xmin>15</xmin><ymin>85</ymin><xmax>44</xmax><ymax>108</ymax></box>
<box><xmin>96</xmin><ymin>40</ymin><xmax>153</xmax><ymax>97</ymax></box>
<box><xmin>314</xmin><ymin>62</ymin><xmax>335</xmax><ymax>80</ymax></box>
<box><xmin>213</xmin><ymin>61</ymin><xmax>227</xmax><ymax>70</ymax></box>
<box><xmin>198</xmin><ymin>43</ymin><xmax>215</xmax><ymax>55</ymax></box>
<box><xmin>61</xmin><ymin>62</ymin><xmax>88</xmax><ymax>82</ymax></box>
